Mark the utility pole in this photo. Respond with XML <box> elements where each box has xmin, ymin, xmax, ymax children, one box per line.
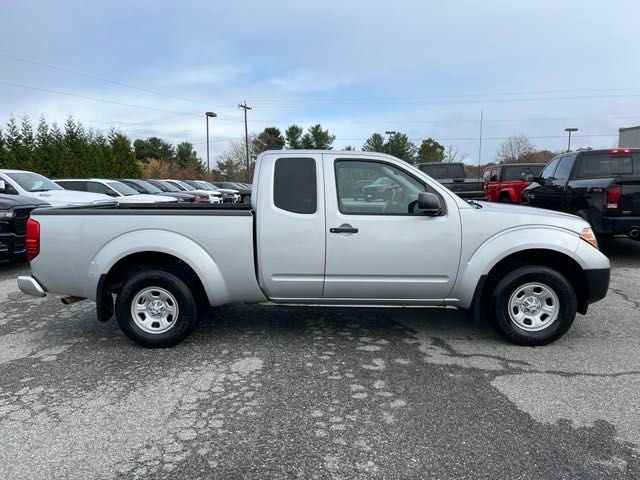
<box><xmin>477</xmin><ymin>109</ymin><xmax>483</xmax><ymax>181</ymax></box>
<box><xmin>205</xmin><ymin>112</ymin><xmax>217</xmax><ymax>174</ymax></box>
<box><xmin>238</xmin><ymin>101</ymin><xmax>252</xmax><ymax>181</ymax></box>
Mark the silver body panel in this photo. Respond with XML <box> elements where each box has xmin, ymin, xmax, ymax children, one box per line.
<box><xmin>25</xmin><ymin>151</ymin><xmax>609</xmax><ymax>311</ymax></box>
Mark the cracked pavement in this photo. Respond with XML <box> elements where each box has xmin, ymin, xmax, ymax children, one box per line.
<box><xmin>1</xmin><ymin>239</ymin><xmax>639</xmax><ymax>479</ymax></box>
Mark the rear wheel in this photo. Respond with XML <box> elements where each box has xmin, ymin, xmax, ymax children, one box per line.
<box><xmin>115</xmin><ymin>269</ymin><xmax>199</xmax><ymax>348</ymax></box>
<box><xmin>489</xmin><ymin>265</ymin><xmax>576</xmax><ymax>345</ymax></box>
<box><xmin>499</xmin><ymin>194</ymin><xmax>512</xmax><ymax>203</ymax></box>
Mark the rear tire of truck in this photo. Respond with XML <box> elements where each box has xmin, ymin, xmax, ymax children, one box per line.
<box><xmin>115</xmin><ymin>269</ymin><xmax>199</xmax><ymax>348</ymax></box>
<box><xmin>489</xmin><ymin>265</ymin><xmax>576</xmax><ymax>346</ymax></box>
<box><xmin>499</xmin><ymin>194</ymin><xmax>512</xmax><ymax>204</ymax></box>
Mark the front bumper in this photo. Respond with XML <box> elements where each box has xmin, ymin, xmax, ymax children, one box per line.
<box><xmin>584</xmin><ymin>268</ymin><xmax>610</xmax><ymax>304</ymax></box>
<box><xmin>17</xmin><ymin>275</ymin><xmax>47</xmax><ymax>298</ymax></box>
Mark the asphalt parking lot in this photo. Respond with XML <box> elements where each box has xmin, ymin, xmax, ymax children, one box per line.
<box><xmin>1</xmin><ymin>240</ymin><xmax>639</xmax><ymax>480</ymax></box>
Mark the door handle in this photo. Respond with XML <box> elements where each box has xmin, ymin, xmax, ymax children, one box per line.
<box><xmin>330</xmin><ymin>225</ymin><xmax>358</xmax><ymax>234</ymax></box>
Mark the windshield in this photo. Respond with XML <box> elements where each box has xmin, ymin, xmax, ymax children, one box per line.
<box><xmin>174</xmin><ymin>181</ymin><xmax>195</xmax><ymax>191</ymax></box>
<box><xmin>134</xmin><ymin>180</ymin><xmax>162</xmax><ymax>194</ymax></box>
<box><xmin>198</xmin><ymin>181</ymin><xmax>219</xmax><ymax>191</ymax></box>
<box><xmin>152</xmin><ymin>180</ymin><xmax>178</xmax><ymax>192</ymax></box>
<box><xmin>107</xmin><ymin>181</ymin><xmax>140</xmax><ymax>196</ymax></box>
<box><xmin>6</xmin><ymin>172</ymin><xmax>62</xmax><ymax>192</ymax></box>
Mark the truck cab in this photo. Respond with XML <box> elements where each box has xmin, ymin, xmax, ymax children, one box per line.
<box><xmin>523</xmin><ymin>149</ymin><xmax>640</xmax><ymax>238</ymax></box>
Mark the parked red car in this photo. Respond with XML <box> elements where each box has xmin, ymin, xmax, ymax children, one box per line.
<box><xmin>481</xmin><ymin>163</ymin><xmax>545</xmax><ymax>203</ymax></box>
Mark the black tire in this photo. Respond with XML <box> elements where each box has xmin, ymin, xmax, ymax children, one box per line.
<box><xmin>499</xmin><ymin>194</ymin><xmax>512</xmax><ymax>204</ymax></box>
<box><xmin>489</xmin><ymin>265</ymin><xmax>577</xmax><ymax>346</ymax></box>
<box><xmin>115</xmin><ymin>269</ymin><xmax>199</xmax><ymax>348</ymax></box>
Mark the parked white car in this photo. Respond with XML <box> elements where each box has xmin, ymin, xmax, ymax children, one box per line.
<box><xmin>0</xmin><ymin>170</ymin><xmax>114</xmax><ymax>207</ymax></box>
<box><xmin>55</xmin><ymin>179</ymin><xmax>178</xmax><ymax>203</ymax></box>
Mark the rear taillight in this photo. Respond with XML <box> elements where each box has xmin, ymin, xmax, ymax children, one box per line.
<box><xmin>605</xmin><ymin>186</ymin><xmax>621</xmax><ymax>209</ymax></box>
<box><xmin>25</xmin><ymin>218</ymin><xmax>40</xmax><ymax>261</ymax></box>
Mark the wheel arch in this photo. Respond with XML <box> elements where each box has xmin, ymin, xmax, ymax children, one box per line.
<box><xmin>469</xmin><ymin>248</ymin><xmax>589</xmax><ymax>324</ymax></box>
<box><xmin>90</xmin><ymin>230</ymin><xmax>230</xmax><ymax>319</ymax></box>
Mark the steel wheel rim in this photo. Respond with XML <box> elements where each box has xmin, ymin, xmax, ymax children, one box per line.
<box><xmin>130</xmin><ymin>287</ymin><xmax>179</xmax><ymax>334</ymax></box>
<box><xmin>508</xmin><ymin>282</ymin><xmax>559</xmax><ymax>332</ymax></box>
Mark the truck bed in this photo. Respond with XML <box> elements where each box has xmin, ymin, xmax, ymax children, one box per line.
<box><xmin>29</xmin><ymin>201</ymin><xmax>264</xmax><ymax>305</ymax></box>
<box><xmin>34</xmin><ymin>202</ymin><xmax>254</xmax><ymax>215</ymax></box>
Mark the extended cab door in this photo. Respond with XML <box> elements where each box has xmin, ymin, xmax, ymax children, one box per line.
<box><xmin>255</xmin><ymin>153</ymin><xmax>326</xmax><ymax>299</ymax></box>
<box><xmin>322</xmin><ymin>154</ymin><xmax>462</xmax><ymax>301</ymax></box>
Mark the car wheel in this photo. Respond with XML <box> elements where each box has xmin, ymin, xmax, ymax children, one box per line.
<box><xmin>499</xmin><ymin>194</ymin><xmax>512</xmax><ymax>203</ymax></box>
<box><xmin>489</xmin><ymin>265</ymin><xmax>576</xmax><ymax>345</ymax></box>
<box><xmin>115</xmin><ymin>269</ymin><xmax>199</xmax><ymax>348</ymax></box>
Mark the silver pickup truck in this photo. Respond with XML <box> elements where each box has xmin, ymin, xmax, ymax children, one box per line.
<box><xmin>18</xmin><ymin>151</ymin><xmax>610</xmax><ymax>348</ymax></box>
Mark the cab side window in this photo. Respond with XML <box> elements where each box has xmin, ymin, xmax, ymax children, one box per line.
<box><xmin>540</xmin><ymin>158</ymin><xmax>560</xmax><ymax>181</ymax></box>
<box><xmin>335</xmin><ymin>160</ymin><xmax>429</xmax><ymax>215</ymax></box>
<box><xmin>552</xmin><ymin>156</ymin><xmax>574</xmax><ymax>184</ymax></box>
<box><xmin>273</xmin><ymin>157</ymin><xmax>317</xmax><ymax>214</ymax></box>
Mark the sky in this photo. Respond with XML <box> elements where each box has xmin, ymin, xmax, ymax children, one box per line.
<box><xmin>1</xmin><ymin>0</ymin><xmax>640</xmax><ymax>166</ymax></box>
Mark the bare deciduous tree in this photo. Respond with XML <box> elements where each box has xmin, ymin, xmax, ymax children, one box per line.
<box><xmin>496</xmin><ymin>135</ymin><xmax>535</xmax><ymax>163</ymax></box>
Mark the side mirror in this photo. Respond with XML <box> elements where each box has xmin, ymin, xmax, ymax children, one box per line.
<box><xmin>531</xmin><ymin>176</ymin><xmax>543</xmax><ymax>184</ymax></box>
<box><xmin>417</xmin><ymin>192</ymin><xmax>443</xmax><ymax>216</ymax></box>
<box><xmin>524</xmin><ymin>173</ymin><xmax>534</xmax><ymax>181</ymax></box>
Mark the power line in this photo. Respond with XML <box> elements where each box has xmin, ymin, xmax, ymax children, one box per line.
<box><xmin>0</xmin><ymin>80</ymin><xmax>198</xmax><ymax>115</ymax></box>
<box><xmin>0</xmin><ymin>52</ymin><xmax>219</xmax><ymax>107</ymax></box>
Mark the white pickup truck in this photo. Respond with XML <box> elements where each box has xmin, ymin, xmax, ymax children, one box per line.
<box><xmin>18</xmin><ymin>151</ymin><xmax>610</xmax><ymax>348</ymax></box>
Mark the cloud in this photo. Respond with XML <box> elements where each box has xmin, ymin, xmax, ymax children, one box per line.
<box><xmin>1</xmin><ymin>0</ymin><xmax>639</xmax><ymax>163</ymax></box>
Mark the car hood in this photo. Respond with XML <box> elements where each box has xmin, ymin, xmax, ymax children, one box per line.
<box><xmin>26</xmin><ymin>190</ymin><xmax>114</xmax><ymax>207</ymax></box>
<box><xmin>190</xmin><ymin>189</ymin><xmax>221</xmax><ymax>196</ymax></box>
<box><xmin>117</xmin><ymin>194</ymin><xmax>177</xmax><ymax>203</ymax></box>
<box><xmin>216</xmin><ymin>188</ymin><xmax>239</xmax><ymax>194</ymax></box>
<box><xmin>0</xmin><ymin>194</ymin><xmax>50</xmax><ymax>209</ymax></box>
<box><xmin>473</xmin><ymin>201</ymin><xmax>588</xmax><ymax>234</ymax></box>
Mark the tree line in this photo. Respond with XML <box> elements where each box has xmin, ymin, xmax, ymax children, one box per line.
<box><xmin>0</xmin><ymin>115</ymin><xmax>557</xmax><ymax>182</ymax></box>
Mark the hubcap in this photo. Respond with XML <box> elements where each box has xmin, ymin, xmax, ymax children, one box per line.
<box><xmin>130</xmin><ymin>287</ymin><xmax>179</xmax><ymax>334</ymax></box>
<box><xmin>508</xmin><ymin>282</ymin><xmax>559</xmax><ymax>332</ymax></box>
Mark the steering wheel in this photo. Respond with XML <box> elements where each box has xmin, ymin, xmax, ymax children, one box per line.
<box><xmin>382</xmin><ymin>187</ymin><xmax>402</xmax><ymax>214</ymax></box>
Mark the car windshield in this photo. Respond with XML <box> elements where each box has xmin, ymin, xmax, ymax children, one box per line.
<box><xmin>153</xmin><ymin>180</ymin><xmax>178</xmax><ymax>192</ymax></box>
<box><xmin>106</xmin><ymin>181</ymin><xmax>140</xmax><ymax>196</ymax></box>
<box><xmin>199</xmin><ymin>181</ymin><xmax>219</xmax><ymax>191</ymax></box>
<box><xmin>6</xmin><ymin>172</ymin><xmax>62</xmax><ymax>192</ymax></box>
<box><xmin>134</xmin><ymin>180</ymin><xmax>162</xmax><ymax>194</ymax></box>
<box><xmin>174</xmin><ymin>181</ymin><xmax>195</xmax><ymax>191</ymax></box>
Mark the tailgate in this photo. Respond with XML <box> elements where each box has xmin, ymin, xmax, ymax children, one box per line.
<box><xmin>618</xmin><ymin>178</ymin><xmax>640</xmax><ymax>215</ymax></box>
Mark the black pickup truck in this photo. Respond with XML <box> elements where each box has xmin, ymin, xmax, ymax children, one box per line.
<box><xmin>0</xmin><ymin>194</ymin><xmax>49</xmax><ymax>261</ymax></box>
<box><xmin>416</xmin><ymin>162</ymin><xmax>484</xmax><ymax>200</ymax></box>
<box><xmin>523</xmin><ymin>148</ymin><xmax>640</xmax><ymax>239</ymax></box>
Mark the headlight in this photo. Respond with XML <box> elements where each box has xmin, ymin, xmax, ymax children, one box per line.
<box><xmin>579</xmin><ymin>227</ymin><xmax>598</xmax><ymax>249</ymax></box>
<box><xmin>2</xmin><ymin>211</ymin><xmax>14</xmax><ymax>219</ymax></box>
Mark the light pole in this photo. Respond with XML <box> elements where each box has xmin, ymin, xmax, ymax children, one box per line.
<box><xmin>205</xmin><ymin>112</ymin><xmax>217</xmax><ymax>173</ymax></box>
<box><xmin>385</xmin><ymin>130</ymin><xmax>397</xmax><ymax>136</ymax></box>
<box><xmin>564</xmin><ymin>127</ymin><xmax>578</xmax><ymax>152</ymax></box>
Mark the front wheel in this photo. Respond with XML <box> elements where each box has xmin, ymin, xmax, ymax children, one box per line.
<box><xmin>489</xmin><ymin>265</ymin><xmax>576</xmax><ymax>345</ymax></box>
<box><xmin>115</xmin><ymin>269</ymin><xmax>199</xmax><ymax>348</ymax></box>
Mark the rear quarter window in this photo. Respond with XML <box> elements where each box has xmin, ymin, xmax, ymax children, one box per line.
<box><xmin>273</xmin><ymin>157</ymin><xmax>317</xmax><ymax>214</ymax></box>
